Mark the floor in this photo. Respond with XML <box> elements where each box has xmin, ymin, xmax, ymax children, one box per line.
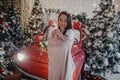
<box><xmin>3</xmin><ymin>64</ymin><xmax>120</xmax><ymax>80</ymax></box>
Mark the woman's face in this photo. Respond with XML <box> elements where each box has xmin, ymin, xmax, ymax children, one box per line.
<box><xmin>58</xmin><ymin>14</ymin><xmax>67</xmax><ymax>30</ymax></box>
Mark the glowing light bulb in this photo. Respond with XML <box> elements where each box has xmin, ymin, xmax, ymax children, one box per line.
<box><xmin>116</xmin><ymin>4</ymin><xmax>118</xmax><ymax>8</ymax></box>
<box><xmin>93</xmin><ymin>3</ymin><xmax>97</xmax><ymax>7</ymax></box>
<box><xmin>113</xmin><ymin>0</ymin><xmax>115</xmax><ymax>2</ymax></box>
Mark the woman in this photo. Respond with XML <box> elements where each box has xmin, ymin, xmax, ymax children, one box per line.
<box><xmin>48</xmin><ymin>11</ymin><xmax>75</xmax><ymax>80</ymax></box>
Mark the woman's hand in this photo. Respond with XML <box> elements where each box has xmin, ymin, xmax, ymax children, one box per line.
<box><xmin>51</xmin><ymin>29</ymin><xmax>61</xmax><ymax>40</ymax></box>
<box><xmin>52</xmin><ymin>29</ymin><xmax>57</xmax><ymax>37</ymax></box>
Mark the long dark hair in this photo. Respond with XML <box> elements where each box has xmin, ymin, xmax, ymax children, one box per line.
<box><xmin>58</xmin><ymin>11</ymin><xmax>72</xmax><ymax>35</ymax></box>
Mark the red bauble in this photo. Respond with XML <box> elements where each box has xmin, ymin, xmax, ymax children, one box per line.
<box><xmin>95</xmin><ymin>77</ymin><xmax>103</xmax><ymax>80</ymax></box>
<box><xmin>48</xmin><ymin>20</ymin><xmax>54</xmax><ymax>27</ymax></box>
<box><xmin>0</xmin><ymin>19</ymin><xmax>4</xmax><ymax>23</ymax></box>
<box><xmin>4</xmin><ymin>25</ymin><xmax>9</xmax><ymax>29</ymax></box>
<box><xmin>0</xmin><ymin>67</ymin><xmax>5</xmax><ymax>72</ymax></box>
<box><xmin>73</xmin><ymin>21</ymin><xmax>82</xmax><ymax>29</ymax></box>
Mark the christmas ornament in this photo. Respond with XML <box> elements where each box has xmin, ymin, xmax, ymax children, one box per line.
<box><xmin>48</xmin><ymin>20</ymin><xmax>54</xmax><ymax>27</ymax></box>
<box><xmin>97</xmin><ymin>31</ymin><xmax>102</xmax><ymax>36</ymax></box>
<box><xmin>0</xmin><ymin>67</ymin><xmax>5</xmax><ymax>72</ymax></box>
<box><xmin>73</xmin><ymin>21</ymin><xmax>81</xmax><ymax>29</ymax></box>
<box><xmin>0</xmin><ymin>19</ymin><xmax>4</xmax><ymax>23</ymax></box>
<box><xmin>0</xmin><ymin>48</ymin><xmax>5</xmax><ymax>55</ymax></box>
<box><xmin>116</xmin><ymin>52</ymin><xmax>120</xmax><ymax>59</ymax></box>
<box><xmin>108</xmin><ymin>43</ymin><xmax>114</xmax><ymax>50</ymax></box>
<box><xmin>107</xmin><ymin>31</ymin><xmax>113</xmax><ymax>38</ymax></box>
<box><xmin>104</xmin><ymin>58</ymin><xmax>108</xmax><ymax>66</ymax></box>
<box><xmin>112</xmin><ymin>64</ymin><xmax>119</xmax><ymax>73</ymax></box>
<box><xmin>4</xmin><ymin>25</ymin><xmax>9</xmax><ymax>30</ymax></box>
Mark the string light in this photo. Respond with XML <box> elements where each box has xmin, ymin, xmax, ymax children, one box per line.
<box><xmin>93</xmin><ymin>3</ymin><xmax>97</xmax><ymax>7</ymax></box>
<box><xmin>112</xmin><ymin>0</ymin><xmax>115</xmax><ymax>2</ymax></box>
<box><xmin>116</xmin><ymin>4</ymin><xmax>118</xmax><ymax>8</ymax></box>
<box><xmin>80</xmin><ymin>0</ymin><xmax>82</xmax><ymax>3</ymax></box>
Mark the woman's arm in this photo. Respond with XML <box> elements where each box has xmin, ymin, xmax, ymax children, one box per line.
<box><xmin>56</xmin><ymin>29</ymin><xmax>75</xmax><ymax>41</ymax></box>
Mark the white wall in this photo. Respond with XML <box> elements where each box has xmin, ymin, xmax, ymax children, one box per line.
<box><xmin>40</xmin><ymin>0</ymin><xmax>120</xmax><ymax>18</ymax></box>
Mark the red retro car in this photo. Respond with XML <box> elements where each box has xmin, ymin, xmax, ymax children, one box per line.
<box><xmin>14</xmin><ymin>25</ymin><xmax>86</xmax><ymax>80</ymax></box>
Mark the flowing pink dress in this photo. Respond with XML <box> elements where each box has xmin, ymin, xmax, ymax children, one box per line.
<box><xmin>48</xmin><ymin>28</ymin><xmax>75</xmax><ymax>80</ymax></box>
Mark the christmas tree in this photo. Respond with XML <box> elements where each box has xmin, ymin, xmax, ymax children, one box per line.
<box><xmin>0</xmin><ymin>1</ymin><xmax>12</xmax><ymax>79</ymax></box>
<box><xmin>6</xmin><ymin>7</ymin><xmax>26</xmax><ymax>49</ymax></box>
<box><xmin>84</xmin><ymin>0</ymin><xmax>120</xmax><ymax>79</ymax></box>
<box><xmin>0</xmin><ymin>0</ymin><xmax>26</xmax><ymax>79</ymax></box>
<box><xmin>24</xmin><ymin>0</ymin><xmax>46</xmax><ymax>47</ymax></box>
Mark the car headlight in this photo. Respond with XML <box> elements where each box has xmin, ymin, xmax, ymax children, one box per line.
<box><xmin>17</xmin><ymin>52</ymin><xmax>27</xmax><ymax>61</ymax></box>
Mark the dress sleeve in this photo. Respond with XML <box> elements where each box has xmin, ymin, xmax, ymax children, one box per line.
<box><xmin>56</xmin><ymin>29</ymin><xmax>75</xmax><ymax>41</ymax></box>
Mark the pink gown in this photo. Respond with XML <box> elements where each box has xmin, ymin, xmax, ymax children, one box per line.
<box><xmin>48</xmin><ymin>28</ymin><xmax>75</xmax><ymax>80</ymax></box>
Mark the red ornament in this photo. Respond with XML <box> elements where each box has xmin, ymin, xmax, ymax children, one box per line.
<box><xmin>95</xmin><ymin>77</ymin><xmax>103</xmax><ymax>80</ymax></box>
<box><xmin>35</xmin><ymin>34</ymin><xmax>44</xmax><ymax>42</ymax></box>
<box><xmin>0</xmin><ymin>67</ymin><xmax>5</xmax><ymax>72</ymax></box>
<box><xmin>48</xmin><ymin>20</ymin><xmax>54</xmax><ymax>27</ymax></box>
<box><xmin>0</xmin><ymin>19</ymin><xmax>4</xmax><ymax>23</ymax></box>
<box><xmin>73</xmin><ymin>21</ymin><xmax>82</xmax><ymax>29</ymax></box>
<box><xmin>4</xmin><ymin>25</ymin><xmax>9</xmax><ymax>29</ymax></box>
